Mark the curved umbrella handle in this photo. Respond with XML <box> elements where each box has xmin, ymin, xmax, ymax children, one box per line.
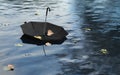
<box><xmin>46</xmin><ymin>7</ymin><xmax>51</xmax><ymax>16</ymax></box>
<box><xmin>44</xmin><ymin>7</ymin><xmax>51</xmax><ymax>35</ymax></box>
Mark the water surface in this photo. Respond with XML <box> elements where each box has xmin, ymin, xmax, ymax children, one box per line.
<box><xmin>0</xmin><ymin>0</ymin><xmax>120</xmax><ymax>75</ymax></box>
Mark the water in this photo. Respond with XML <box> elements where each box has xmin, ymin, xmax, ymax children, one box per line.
<box><xmin>0</xmin><ymin>0</ymin><xmax>120</xmax><ymax>75</ymax></box>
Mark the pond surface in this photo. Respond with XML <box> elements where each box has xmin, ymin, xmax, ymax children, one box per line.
<box><xmin>0</xmin><ymin>0</ymin><xmax>120</xmax><ymax>75</ymax></box>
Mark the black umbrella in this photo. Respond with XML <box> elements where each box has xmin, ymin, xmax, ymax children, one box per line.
<box><xmin>21</xmin><ymin>7</ymin><xmax>68</xmax><ymax>41</ymax></box>
<box><xmin>20</xmin><ymin>7</ymin><xmax>68</xmax><ymax>55</ymax></box>
<box><xmin>21</xmin><ymin>21</ymin><xmax>68</xmax><ymax>41</ymax></box>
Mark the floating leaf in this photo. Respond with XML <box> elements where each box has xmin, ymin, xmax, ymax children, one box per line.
<box><xmin>8</xmin><ymin>64</ymin><xmax>14</xmax><ymax>70</ymax></box>
<box><xmin>3</xmin><ymin>64</ymin><xmax>14</xmax><ymax>71</ymax></box>
<box><xmin>45</xmin><ymin>42</ymin><xmax>52</xmax><ymax>46</ymax></box>
<box><xmin>34</xmin><ymin>10</ymin><xmax>40</xmax><ymax>15</ymax></box>
<box><xmin>100</xmin><ymin>49</ymin><xmax>109</xmax><ymax>54</ymax></box>
<box><xmin>47</xmin><ymin>29</ymin><xmax>54</xmax><ymax>36</ymax></box>
<box><xmin>35</xmin><ymin>13</ymin><xmax>39</xmax><ymax>15</ymax></box>
<box><xmin>34</xmin><ymin>36</ymin><xmax>42</xmax><ymax>40</ymax></box>
<box><xmin>15</xmin><ymin>43</ymin><xmax>23</xmax><ymax>47</ymax></box>
<box><xmin>85</xmin><ymin>28</ymin><xmax>91</xmax><ymax>31</ymax></box>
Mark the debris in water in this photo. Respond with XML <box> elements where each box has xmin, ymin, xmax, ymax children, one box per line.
<box><xmin>45</xmin><ymin>42</ymin><xmax>52</xmax><ymax>46</ymax></box>
<box><xmin>34</xmin><ymin>10</ymin><xmax>40</xmax><ymax>15</ymax></box>
<box><xmin>84</xmin><ymin>28</ymin><xmax>91</xmax><ymax>31</ymax></box>
<box><xmin>34</xmin><ymin>36</ymin><xmax>42</xmax><ymax>40</ymax></box>
<box><xmin>35</xmin><ymin>13</ymin><xmax>39</xmax><ymax>15</ymax></box>
<box><xmin>15</xmin><ymin>43</ymin><xmax>23</xmax><ymax>47</ymax></box>
<box><xmin>100</xmin><ymin>49</ymin><xmax>109</xmax><ymax>54</ymax></box>
<box><xmin>3</xmin><ymin>64</ymin><xmax>14</xmax><ymax>71</ymax></box>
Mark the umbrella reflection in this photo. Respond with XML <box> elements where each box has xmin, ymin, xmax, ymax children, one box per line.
<box><xmin>20</xmin><ymin>34</ymin><xmax>67</xmax><ymax>56</ymax></box>
<box><xmin>21</xmin><ymin>34</ymin><xmax>67</xmax><ymax>45</ymax></box>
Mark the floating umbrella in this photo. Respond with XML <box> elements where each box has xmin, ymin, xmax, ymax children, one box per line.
<box><xmin>21</xmin><ymin>21</ymin><xmax>68</xmax><ymax>41</ymax></box>
<box><xmin>20</xmin><ymin>7</ymin><xmax>68</xmax><ymax>55</ymax></box>
<box><xmin>21</xmin><ymin>7</ymin><xmax>68</xmax><ymax>41</ymax></box>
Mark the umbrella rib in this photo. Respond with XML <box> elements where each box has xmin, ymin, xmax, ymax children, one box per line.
<box><xmin>43</xmin><ymin>21</ymin><xmax>47</xmax><ymax>35</ymax></box>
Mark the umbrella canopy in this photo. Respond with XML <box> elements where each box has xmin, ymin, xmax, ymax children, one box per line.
<box><xmin>21</xmin><ymin>21</ymin><xmax>68</xmax><ymax>41</ymax></box>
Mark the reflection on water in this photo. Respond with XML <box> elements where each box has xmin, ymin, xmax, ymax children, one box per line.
<box><xmin>0</xmin><ymin>0</ymin><xmax>120</xmax><ymax>75</ymax></box>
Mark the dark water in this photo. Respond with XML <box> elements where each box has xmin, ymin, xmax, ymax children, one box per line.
<box><xmin>0</xmin><ymin>0</ymin><xmax>120</xmax><ymax>75</ymax></box>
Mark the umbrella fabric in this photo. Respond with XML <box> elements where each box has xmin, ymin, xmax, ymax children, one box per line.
<box><xmin>21</xmin><ymin>34</ymin><xmax>67</xmax><ymax>45</ymax></box>
<box><xmin>21</xmin><ymin>21</ymin><xmax>68</xmax><ymax>41</ymax></box>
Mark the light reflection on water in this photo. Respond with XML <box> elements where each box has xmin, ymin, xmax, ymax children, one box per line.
<box><xmin>0</xmin><ymin>0</ymin><xmax>120</xmax><ymax>75</ymax></box>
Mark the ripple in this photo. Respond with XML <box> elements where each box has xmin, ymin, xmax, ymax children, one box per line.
<box><xmin>0</xmin><ymin>0</ymin><xmax>120</xmax><ymax>75</ymax></box>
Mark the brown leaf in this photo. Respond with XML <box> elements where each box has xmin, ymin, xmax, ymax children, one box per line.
<box><xmin>47</xmin><ymin>29</ymin><xmax>54</xmax><ymax>36</ymax></box>
<box><xmin>34</xmin><ymin>36</ymin><xmax>42</xmax><ymax>40</ymax></box>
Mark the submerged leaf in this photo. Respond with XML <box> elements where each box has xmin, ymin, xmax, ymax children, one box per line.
<box><xmin>34</xmin><ymin>10</ymin><xmax>40</xmax><ymax>15</ymax></box>
<box><xmin>15</xmin><ymin>43</ymin><xmax>23</xmax><ymax>47</ymax></box>
<box><xmin>85</xmin><ymin>28</ymin><xmax>91</xmax><ymax>31</ymax></box>
<box><xmin>35</xmin><ymin>13</ymin><xmax>39</xmax><ymax>15</ymax></box>
<box><xmin>100</xmin><ymin>49</ymin><xmax>109</xmax><ymax>54</ymax></box>
<box><xmin>34</xmin><ymin>36</ymin><xmax>42</xmax><ymax>40</ymax></box>
<box><xmin>3</xmin><ymin>66</ymin><xmax>9</xmax><ymax>71</ymax></box>
<box><xmin>45</xmin><ymin>42</ymin><xmax>52</xmax><ymax>46</ymax></box>
<box><xmin>3</xmin><ymin>64</ymin><xmax>14</xmax><ymax>71</ymax></box>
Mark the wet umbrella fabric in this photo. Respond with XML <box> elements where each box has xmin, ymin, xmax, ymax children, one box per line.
<box><xmin>21</xmin><ymin>21</ymin><xmax>68</xmax><ymax>41</ymax></box>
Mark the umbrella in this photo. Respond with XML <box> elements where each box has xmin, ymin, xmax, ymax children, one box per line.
<box><xmin>20</xmin><ymin>7</ymin><xmax>68</xmax><ymax>55</ymax></box>
<box><xmin>21</xmin><ymin>7</ymin><xmax>68</xmax><ymax>41</ymax></box>
<box><xmin>21</xmin><ymin>21</ymin><xmax>68</xmax><ymax>41</ymax></box>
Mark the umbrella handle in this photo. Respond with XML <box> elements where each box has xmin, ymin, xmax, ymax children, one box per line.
<box><xmin>46</xmin><ymin>7</ymin><xmax>51</xmax><ymax>16</ymax></box>
<box><xmin>44</xmin><ymin>7</ymin><xmax>51</xmax><ymax>35</ymax></box>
